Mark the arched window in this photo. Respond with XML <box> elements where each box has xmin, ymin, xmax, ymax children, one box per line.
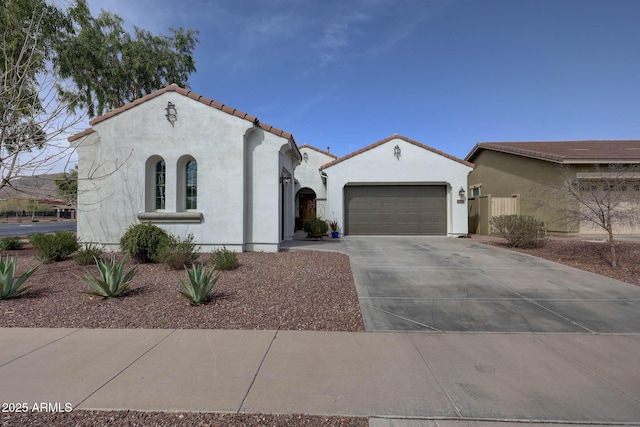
<box><xmin>155</xmin><ymin>160</ymin><xmax>166</xmax><ymax>210</ymax></box>
<box><xmin>176</xmin><ymin>155</ymin><xmax>197</xmax><ymax>211</ymax></box>
<box><xmin>185</xmin><ymin>160</ymin><xmax>197</xmax><ymax>209</ymax></box>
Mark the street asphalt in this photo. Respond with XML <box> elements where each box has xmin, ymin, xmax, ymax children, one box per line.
<box><xmin>0</xmin><ymin>235</ymin><xmax>639</xmax><ymax>426</ymax></box>
<box><xmin>0</xmin><ymin>220</ymin><xmax>76</xmax><ymax>237</ymax></box>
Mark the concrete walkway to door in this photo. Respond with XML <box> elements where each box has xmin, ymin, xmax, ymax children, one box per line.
<box><xmin>339</xmin><ymin>236</ymin><xmax>640</xmax><ymax>332</ymax></box>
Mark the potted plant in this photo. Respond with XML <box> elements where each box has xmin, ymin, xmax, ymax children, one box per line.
<box><xmin>303</xmin><ymin>217</ymin><xmax>328</xmax><ymax>240</ymax></box>
<box><xmin>329</xmin><ymin>220</ymin><xmax>340</xmax><ymax>238</ymax></box>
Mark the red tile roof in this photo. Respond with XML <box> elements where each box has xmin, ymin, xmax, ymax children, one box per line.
<box><xmin>320</xmin><ymin>134</ymin><xmax>474</xmax><ymax>169</ymax></box>
<box><xmin>68</xmin><ymin>127</ymin><xmax>95</xmax><ymax>142</ymax></box>
<box><xmin>298</xmin><ymin>144</ymin><xmax>338</xmax><ymax>159</ymax></box>
<box><xmin>466</xmin><ymin>140</ymin><xmax>640</xmax><ymax>164</ymax></box>
<box><xmin>68</xmin><ymin>85</ymin><xmax>296</xmax><ymax>144</ymax></box>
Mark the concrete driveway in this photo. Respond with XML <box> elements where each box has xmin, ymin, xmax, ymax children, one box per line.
<box><xmin>343</xmin><ymin>236</ymin><xmax>640</xmax><ymax>332</ymax></box>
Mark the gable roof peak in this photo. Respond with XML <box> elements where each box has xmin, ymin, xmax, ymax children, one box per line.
<box><xmin>69</xmin><ymin>85</ymin><xmax>297</xmax><ymax>146</ymax></box>
<box><xmin>298</xmin><ymin>144</ymin><xmax>338</xmax><ymax>159</ymax></box>
<box><xmin>320</xmin><ymin>134</ymin><xmax>473</xmax><ymax>169</ymax></box>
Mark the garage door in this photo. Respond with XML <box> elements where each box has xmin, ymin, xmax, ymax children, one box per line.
<box><xmin>344</xmin><ymin>185</ymin><xmax>447</xmax><ymax>235</ymax></box>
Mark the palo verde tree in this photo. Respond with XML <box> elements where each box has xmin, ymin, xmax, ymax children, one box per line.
<box><xmin>538</xmin><ymin>164</ymin><xmax>640</xmax><ymax>268</ymax></box>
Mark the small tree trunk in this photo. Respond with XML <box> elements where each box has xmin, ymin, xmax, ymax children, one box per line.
<box><xmin>607</xmin><ymin>227</ymin><xmax>617</xmax><ymax>269</ymax></box>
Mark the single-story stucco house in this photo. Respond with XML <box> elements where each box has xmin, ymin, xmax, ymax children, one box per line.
<box><xmin>465</xmin><ymin>140</ymin><xmax>640</xmax><ymax>235</ymax></box>
<box><xmin>69</xmin><ymin>86</ymin><xmax>473</xmax><ymax>252</ymax></box>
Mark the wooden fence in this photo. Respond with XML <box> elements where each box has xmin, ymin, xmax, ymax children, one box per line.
<box><xmin>468</xmin><ymin>194</ymin><xmax>520</xmax><ymax>234</ymax></box>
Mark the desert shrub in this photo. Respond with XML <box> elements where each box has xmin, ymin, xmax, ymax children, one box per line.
<box><xmin>160</xmin><ymin>234</ymin><xmax>199</xmax><ymax>270</ymax></box>
<box><xmin>0</xmin><ymin>255</ymin><xmax>39</xmax><ymax>300</ymax></box>
<box><xmin>303</xmin><ymin>216</ymin><xmax>328</xmax><ymax>236</ymax></box>
<box><xmin>74</xmin><ymin>242</ymin><xmax>105</xmax><ymax>266</ymax></box>
<box><xmin>119</xmin><ymin>223</ymin><xmax>170</xmax><ymax>263</ymax></box>
<box><xmin>177</xmin><ymin>264</ymin><xmax>220</xmax><ymax>306</ymax></box>
<box><xmin>491</xmin><ymin>214</ymin><xmax>547</xmax><ymax>248</ymax></box>
<box><xmin>210</xmin><ymin>247</ymin><xmax>239</xmax><ymax>270</ymax></box>
<box><xmin>80</xmin><ymin>255</ymin><xmax>137</xmax><ymax>298</ymax></box>
<box><xmin>28</xmin><ymin>231</ymin><xmax>79</xmax><ymax>263</ymax></box>
<box><xmin>0</xmin><ymin>236</ymin><xmax>24</xmax><ymax>251</ymax></box>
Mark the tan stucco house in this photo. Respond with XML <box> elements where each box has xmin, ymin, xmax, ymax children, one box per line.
<box><xmin>465</xmin><ymin>140</ymin><xmax>640</xmax><ymax>235</ymax></box>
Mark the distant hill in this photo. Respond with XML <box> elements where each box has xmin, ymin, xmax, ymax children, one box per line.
<box><xmin>0</xmin><ymin>174</ymin><xmax>65</xmax><ymax>202</ymax></box>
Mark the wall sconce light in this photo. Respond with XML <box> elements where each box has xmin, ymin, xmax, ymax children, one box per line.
<box><xmin>303</xmin><ymin>152</ymin><xmax>308</xmax><ymax>163</ymax></box>
<box><xmin>165</xmin><ymin>102</ymin><xmax>177</xmax><ymax>127</ymax></box>
<box><xmin>280</xmin><ymin>170</ymin><xmax>292</xmax><ymax>185</ymax></box>
<box><xmin>459</xmin><ymin>187</ymin><xmax>466</xmax><ymax>199</ymax></box>
<box><xmin>394</xmin><ymin>145</ymin><xmax>401</xmax><ymax>160</ymax></box>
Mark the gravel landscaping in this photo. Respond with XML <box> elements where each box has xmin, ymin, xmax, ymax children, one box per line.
<box><xmin>1</xmin><ymin>411</ymin><xmax>367</xmax><ymax>427</ymax></box>
<box><xmin>477</xmin><ymin>235</ymin><xmax>640</xmax><ymax>287</ymax></box>
<box><xmin>5</xmin><ymin>236</ymin><xmax>639</xmax><ymax>427</ymax></box>
<box><xmin>0</xmin><ymin>249</ymin><xmax>364</xmax><ymax>331</ymax></box>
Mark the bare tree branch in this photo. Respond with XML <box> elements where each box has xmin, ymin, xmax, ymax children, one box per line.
<box><xmin>1</xmin><ymin>6</ymin><xmax>85</xmax><ymax>198</ymax></box>
<box><xmin>536</xmin><ymin>164</ymin><xmax>640</xmax><ymax>268</ymax></box>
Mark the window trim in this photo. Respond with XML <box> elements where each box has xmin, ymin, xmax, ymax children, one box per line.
<box><xmin>185</xmin><ymin>159</ymin><xmax>197</xmax><ymax>210</ymax></box>
<box><xmin>176</xmin><ymin>155</ymin><xmax>197</xmax><ymax>212</ymax></box>
<box><xmin>137</xmin><ymin>211</ymin><xmax>203</xmax><ymax>223</ymax></box>
<box><xmin>155</xmin><ymin>160</ymin><xmax>166</xmax><ymax>210</ymax></box>
<box><xmin>469</xmin><ymin>184</ymin><xmax>482</xmax><ymax>198</ymax></box>
<box><xmin>145</xmin><ymin>155</ymin><xmax>166</xmax><ymax>212</ymax></box>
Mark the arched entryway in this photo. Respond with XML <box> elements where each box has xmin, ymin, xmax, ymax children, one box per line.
<box><xmin>296</xmin><ymin>188</ymin><xmax>317</xmax><ymax>229</ymax></box>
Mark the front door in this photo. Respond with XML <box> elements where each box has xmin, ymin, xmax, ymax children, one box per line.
<box><xmin>300</xmin><ymin>194</ymin><xmax>316</xmax><ymax>222</ymax></box>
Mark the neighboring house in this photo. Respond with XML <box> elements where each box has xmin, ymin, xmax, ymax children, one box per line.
<box><xmin>298</xmin><ymin>135</ymin><xmax>473</xmax><ymax>236</ymax></box>
<box><xmin>465</xmin><ymin>140</ymin><xmax>640</xmax><ymax>235</ymax></box>
<box><xmin>69</xmin><ymin>85</ymin><xmax>301</xmax><ymax>252</ymax></box>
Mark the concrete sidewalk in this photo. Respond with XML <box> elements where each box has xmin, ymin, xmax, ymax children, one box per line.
<box><xmin>1</xmin><ymin>328</ymin><xmax>639</xmax><ymax>426</ymax></box>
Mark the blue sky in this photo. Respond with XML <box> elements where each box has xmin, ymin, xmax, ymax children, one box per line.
<box><xmin>87</xmin><ymin>0</ymin><xmax>640</xmax><ymax>160</ymax></box>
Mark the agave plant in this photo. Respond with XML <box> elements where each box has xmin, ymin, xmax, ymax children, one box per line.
<box><xmin>0</xmin><ymin>256</ymin><xmax>39</xmax><ymax>300</ymax></box>
<box><xmin>81</xmin><ymin>255</ymin><xmax>137</xmax><ymax>298</ymax></box>
<box><xmin>177</xmin><ymin>264</ymin><xmax>219</xmax><ymax>306</ymax></box>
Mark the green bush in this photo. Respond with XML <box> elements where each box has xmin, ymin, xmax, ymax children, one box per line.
<box><xmin>491</xmin><ymin>214</ymin><xmax>547</xmax><ymax>248</ymax></box>
<box><xmin>0</xmin><ymin>255</ymin><xmax>39</xmax><ymax>300</ymax></box>
<box><xmin>74</xmin><ymin>242</ymin><xmax>105</xmax><ymax>266</ymax></box>
<box><xmin>160</xmin><ymin>234</ymin><xmax>199</xmax><ymax>270</ymax></box>
<box><xmin>177</xmin><ymin>264</ymin><xmax>219</xmax><ymax>306</ymax></box>
<box><xmin>210</xmin><ymin>247</ymin><xmax>239</xmax><ymax>270</ymax></box>
<box><xmin>303</xmin><ymin>216</ymin><xmax>328</xmax><ymax>236</ymax></box>
<box><xmin>0</xmin><ymin>236</ymin><xmax>24</xmax><ymax>251</ymax></box>
<box><xmin>28</xmin><ymin>231</ymin><xmax>79</xmax><ymax>263</ymax></box>
<box><xmin>119</xmin><ymin>223</ymin><xmax>170</xmax><ymax>263</ymax></box>
<box><xmin>80</xmin><ymin>255</ymin><xmax>137</xmax><ymax>298</ymax></box>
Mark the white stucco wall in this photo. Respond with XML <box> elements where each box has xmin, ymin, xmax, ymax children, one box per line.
<box><xmin>322</xmin><ymin>137</ymin><xmax>473</xmax><ymax>235</ymax></box>
<box><xmin>294</xmin><ymin>146</ymin><xmax>334</xmax><ymax>199</ymax></box>
<box><xmin>294</xmin><ymin>146</ymin><xmax>335</xmax><ymax>220</ymax></box>
<box><xmin>73</xmin><ymin>90</ymin><xmax>298</xmax><ymax>252</ymax></box>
